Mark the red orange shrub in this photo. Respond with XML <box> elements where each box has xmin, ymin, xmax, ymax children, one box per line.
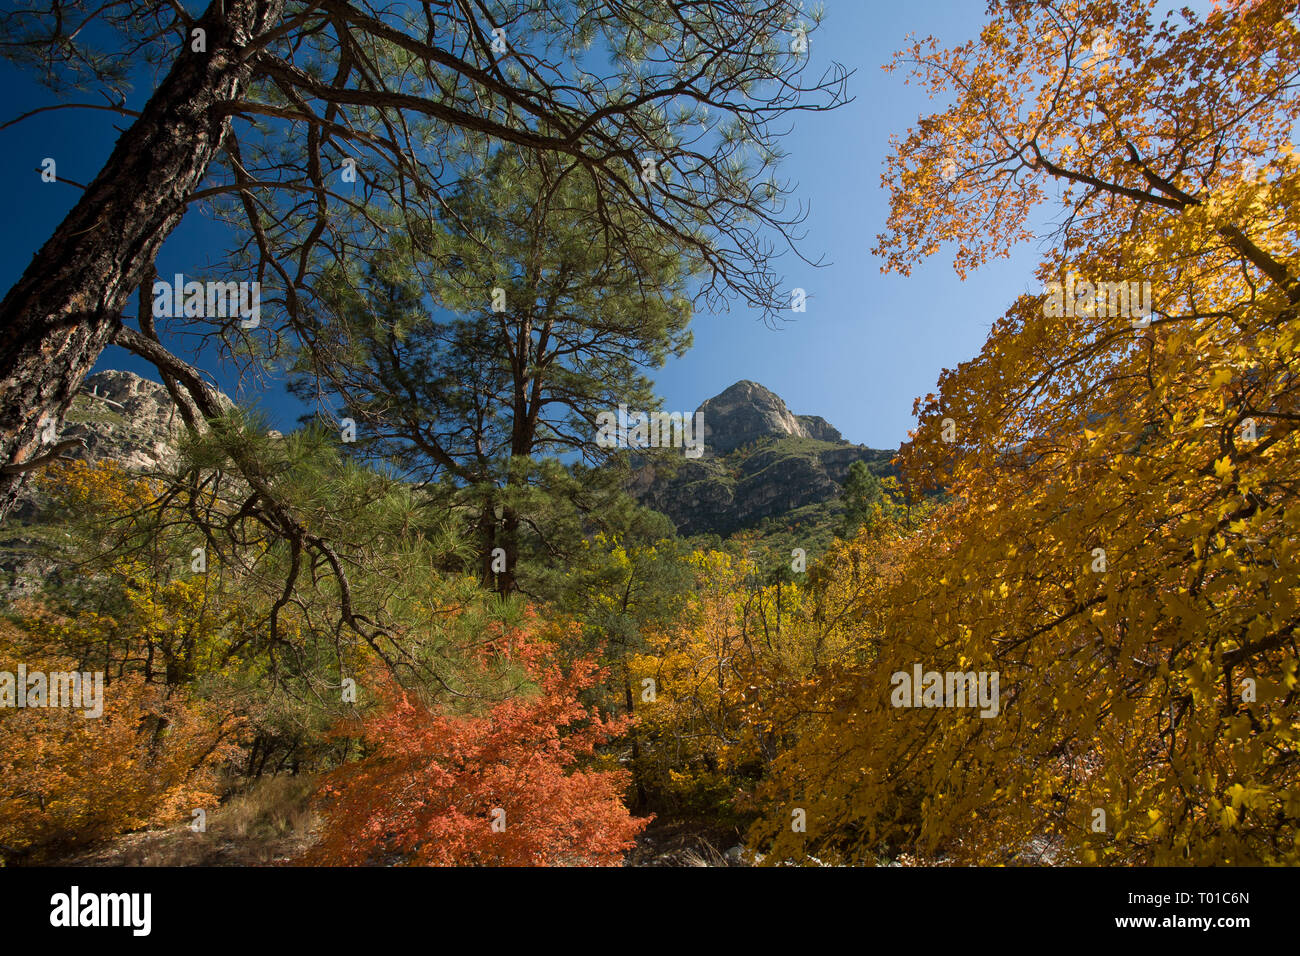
<box><xmin>308</xmin><ymin>630</ymin><xmax>649</xmax><ymax>866</ymax></box>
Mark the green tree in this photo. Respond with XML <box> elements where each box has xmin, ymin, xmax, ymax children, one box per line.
<box><xmin>551</xmin><ymin>523</ymin><xmax>694</xmax><ymax>809</ymax></box>
<box><xmin>838</xmin><ymin>460</ymin><xmax>883</xmax><ymax>537</ymax></box>
<box><xmin>295</xmin><ymin>150</ymin><xmax>696</xmax><ymax>591</ymax></box>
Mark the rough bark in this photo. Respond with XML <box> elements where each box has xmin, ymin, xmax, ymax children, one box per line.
<box><xmin>0</xmin><ymin>0</ymin><xmax>285</xmax><ymax>521</ymax></box>
<box><xmin>623</xmin><ymin>666</ymin><xmax>647</xmax><ymax>811</ymax></box>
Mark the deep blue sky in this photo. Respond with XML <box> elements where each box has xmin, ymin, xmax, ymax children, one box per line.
<box><xmin>0</xmin><ymin>2</ymin><xmax>1211</xmax><ymax>450</ymax></box>
<box><xmin>652</xmin><ymin>0</ymin><xmax>1023</xmax><ymax>449</ymax></box>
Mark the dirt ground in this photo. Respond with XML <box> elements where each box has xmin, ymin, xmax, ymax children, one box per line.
<box><xmin>37</xmin><ymin>777</ymin><xmax>748</xmax><ymax>867</ymax></box>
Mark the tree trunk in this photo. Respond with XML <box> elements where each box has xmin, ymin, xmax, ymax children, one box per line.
<box><xmin>623</xmin><ymin>665</ymin><xmax>648</xmax><ymax>810</ymax></box>
<box><xmin>476</xmin><ymin>505</ymin><xmax>499</xmax><ymax>590</ymax></box>
<box><xmin>0</xmin><ymin>0</ymin><xmax>284</xmax><ymax>520</ymax></box>
<box><xmin>497</xmin><ymin>504</ymin><xmax>522</xmax><ymax>594</ymax></box>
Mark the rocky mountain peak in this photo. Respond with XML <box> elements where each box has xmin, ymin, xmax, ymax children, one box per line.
<box><xmin>696</xmin><ymin>380</ymin><xmax>844</xmax><ymax>455</ymax></box>
<box><xmin>2</xmin><ymin>371</ymin><xmax>198</xmax><ymax>594</ymax></box>
<box><xmin>632</xmin><ymin>379</ymin><xmax>888</xmax><ymax>536</ymax></box>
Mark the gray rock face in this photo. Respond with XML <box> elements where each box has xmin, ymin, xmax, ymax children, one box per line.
<box><xmin>6</xmin><ymin>371</ymin><xmax>195</xmax><ymax>527</ymax></box>
<box><xmin>795</xmin><ymin>415</ymin><xmax>842</xmax><ymax>443</ymax></box>
<box><xmin>698</xmin><ymin>380</ymin><xmax>843</xmax><ymax>455</ymax></box>
<box><xmin>62</xmin><ymin>370</ymin><xmax>194</xmax><ymax>472</ymax></box>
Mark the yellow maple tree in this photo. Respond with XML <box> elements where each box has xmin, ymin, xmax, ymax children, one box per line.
<box><xmin>753</xmin><ymin>0</ymin><xmax>1300</xmax><ymax>865</ymax></box>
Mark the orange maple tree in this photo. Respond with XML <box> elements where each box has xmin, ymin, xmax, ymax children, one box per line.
<box><xmin>308</xmin><ymin>624</ymin><xmax>650</xmax><ymax>866</ymax></box>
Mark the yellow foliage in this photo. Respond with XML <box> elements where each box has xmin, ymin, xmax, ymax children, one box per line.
<box><xmin>0</xmin><ymin>619</ymin><xmax>245</xmax><ymax>862</ymax></box>
<box><xmin>752</xmin><ymin>0</ymin><xmax>1300</xmax><ymax>866</ymax></box>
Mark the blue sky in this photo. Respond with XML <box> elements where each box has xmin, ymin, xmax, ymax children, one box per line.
<box><xmin>650</xmin><ymin>1</ymin><xmax>1025</xmax><ymax>449</ymax></box>
<box><xmin>0</xmin><ymin>2</ymin><xmax>1203</xmax><ymax>451</ymax></box>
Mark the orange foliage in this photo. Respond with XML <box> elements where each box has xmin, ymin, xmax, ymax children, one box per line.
<box><xmin>0</xmin><ymin>621</ymin><xmax>245</xmax><ymax>862</ymax></box>
<box><xmin>307</xmin><ymin>627</ymin><xmax>650</xmax><ymax>866</ymax></box>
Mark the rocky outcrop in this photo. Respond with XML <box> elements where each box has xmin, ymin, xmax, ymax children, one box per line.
<box><xmin>795</xmin><ymin>414</ymin><xmax>842</xmax><ymax>443</ymax></box>
<box><xmin>634</xmin><ymin>381</ymin><xmax>893</xmax><ymax>536</ymax></box>
<box><xmin>697</xmin><ymin>380</ymin><xmax>806</xmax><ymax>454</ymax></box>
<box><xmin>61</xmin><ymin>370</ymin><xmax>195</xmax><ymax>471</ymax></box>
<box><xmin>0</xmin><ymin>370</ymin><xmax>231</xmax><ymax>596</ymax></box>
<box><xmin>697</xmin><ymin>380</ymin><xmax>850</xmax><ymax>455</ymax></box>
